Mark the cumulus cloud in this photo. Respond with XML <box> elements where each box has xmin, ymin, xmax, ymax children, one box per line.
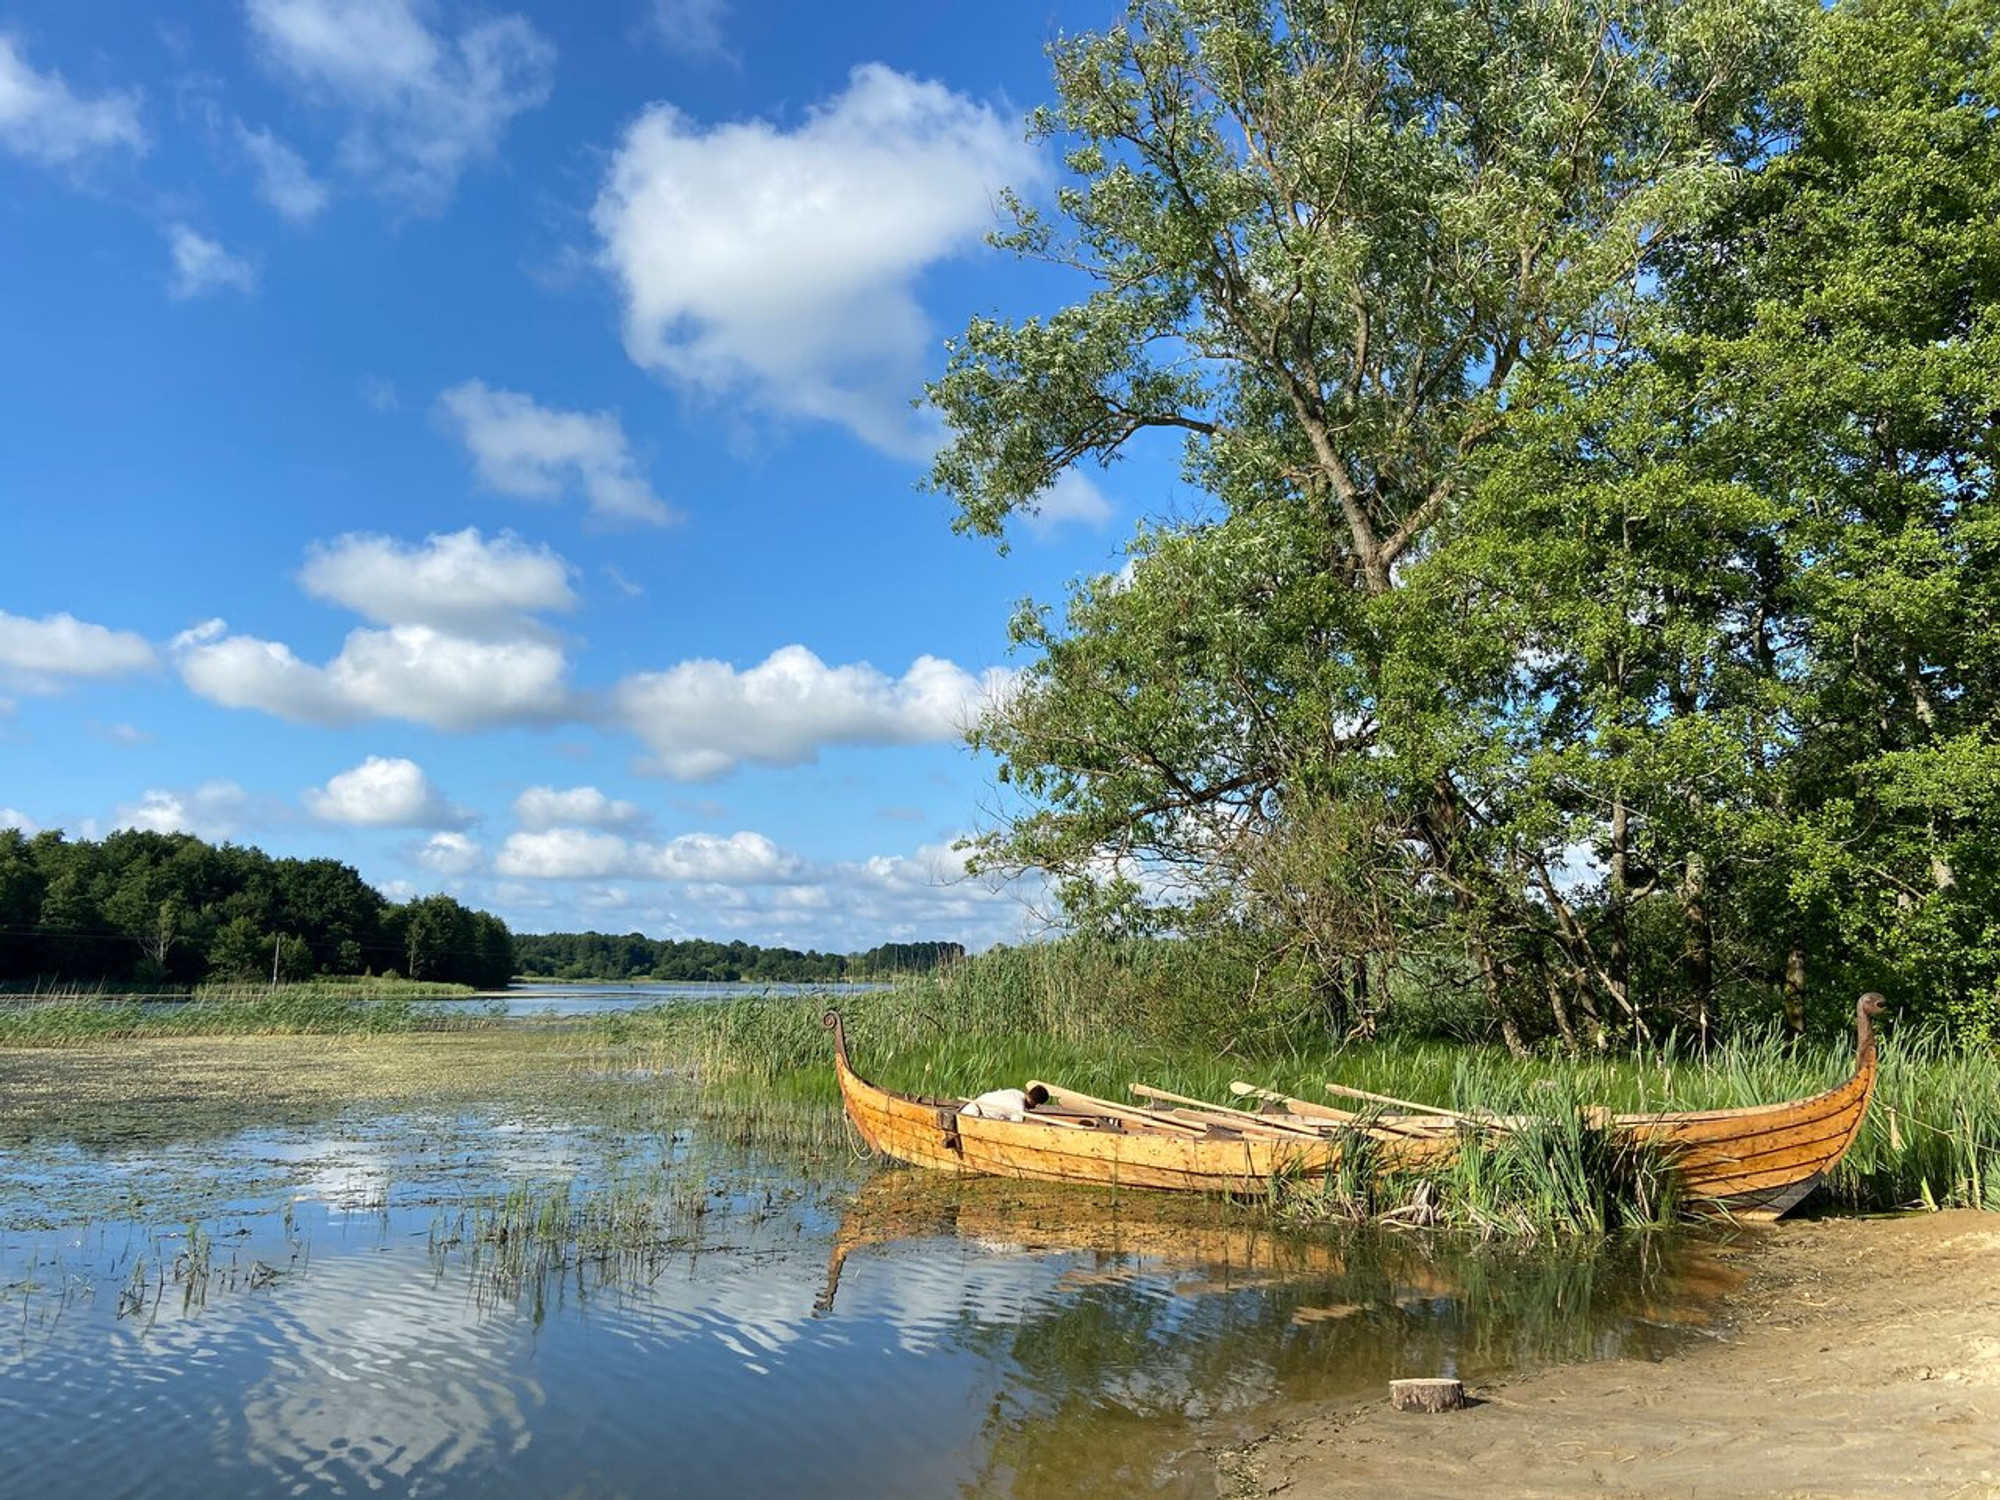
<box><xmin>304</xmin><ymin>755</ymin><xmax>470</xmax><ymax>828</ymax></box>
<box><xmin>0</xmin><ymin>807</ymin><xmax>38</xmax><ymax>835</ymax></box>
<box><xmin>437</xmin><ymin>382</ymin><xmax>675</xmax><ymax>526</ymax></box>
<box><xmin>174</xmin><ymin>618</ymin><xmax>571</xmax><ymax>730</ymax></box>
<box><xmin>113</xmin><ymin>780</ymin><xmax>261</xmax><ymax>840</ymax></box>
<box><xmin>238</xmin><ymin>121</ymin><xmax>330</xmax><ymax>221</ymax></box>
<box><xmin>0</xmin><ymin>608</ymin><xmax>155</xmax><ymax>692</ymax></box>
<box><xmin>1021</xmin><ymin>471</ymin><xmax>1116</xmax><ymax>538</ymax></box>
<box><xmin>495</xmin><ymin>827</ymin><xmax>799</xmax><ymax>883</ymax></box>
<box><xmin>513</xmin><ymin>785</ymin><xmax>642</xmax><ymax>830</ymax></box>
<box><xmin>166</xmin><ymin>224</ymin><xmax>258</xmax><ymax>300</ymax></box>
<box><xmin>174</xmin><ymin>529</ymin><xmax>579</xmax><ymax>730</ymax></box>
<box><xmin>245</xmin><ymin>0</ymin><xmax>553</xmax><ymax>211</ymax></box>
<box><xmin>299</xmin><ymin>528</ymin><xmax>575</xmax><ymax>637</ymax></box>
<box><xmin>0</xmin><ymin>34</ymin><xmax>145</xmax><ymax>168</ymax></box>
<box><xmin>592</xmin><ymin>63</ymin><xmax>1040</xmax><ymax>454</ymax></box>
<box><xmin>414</xmin><ymin>830</ymin><xmax>482</xmax><ymax>875</ymax></box>
<box><xmin>614</xmin><ymin>644</ymin><xmax>1013</xmax><ymax>780</ymax></box>
<box><xmin>484</xmin><ymin>830</ymin><xmax>1038</xmax><ymax>953</ymax></box>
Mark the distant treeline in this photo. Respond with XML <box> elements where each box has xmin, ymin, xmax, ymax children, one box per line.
<box><xmin>0</xmin><ymin>828</ymin><xmax>513</xmax><ymax>989</ymax></box>
<box><xmin>514</xmin><ymin>932</ymin><xmax>966</xmax><ymax>983</ymax></box>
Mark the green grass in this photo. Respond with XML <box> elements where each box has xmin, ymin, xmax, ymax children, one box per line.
<box><xmin>596</xmin><ymin>938</ymin><xmax>2000</xmax><ymax>1225</ymax></box>
<box><xmin>0</xmin><ymin>982</ymin><xmax>501</xmax><ymax>1044</ymax></box>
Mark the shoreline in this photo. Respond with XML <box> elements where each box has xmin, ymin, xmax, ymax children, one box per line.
<box><xmin>1226</xmin><ymin>1209</ymin><xmax>2000</xmax><ymax>1498</ymax></box>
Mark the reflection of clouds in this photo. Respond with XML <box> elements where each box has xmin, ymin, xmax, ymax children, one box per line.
<box><xmin>841</xmin><ymin>1246</ymin><xmax>1059</xmax><ymax>1356</ymax></box>
<box><xmin>232</xmin><ymin>1244</ymin><xmax>535</xmax><ymax>1492</ymax></box>
<box><xmin>258</xmin><ymin>1135</ymin><xmax>395</xmax><ymax>1211</ymax></box>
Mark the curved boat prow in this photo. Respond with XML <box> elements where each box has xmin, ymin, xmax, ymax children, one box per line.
<box><xmin>1626</xmin><ymin>991</ymin><xmax>1888</xmax><ymax>1221</ymax></box>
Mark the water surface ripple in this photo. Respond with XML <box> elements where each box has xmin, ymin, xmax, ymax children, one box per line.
<box><xmin>0</xmin><ymin>1081</ymin><xmax>1744</xmax><ymax>1499</ymax></box>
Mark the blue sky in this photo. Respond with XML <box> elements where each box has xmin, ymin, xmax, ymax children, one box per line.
<box><xmin>0</xmin><ymin>0</ymin><xmax>1182</xmax><ymax>951</ymax></box>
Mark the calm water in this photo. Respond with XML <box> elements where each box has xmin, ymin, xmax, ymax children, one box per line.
<box><xmin>0</xmin><ymin>1066</ymin><xmax>1747</xmax><ymax>1499</ymax></box>
<box><xmin>458</xmin><ymin>980</ymin><xmax>888</xmax><ymax>1018</ymax></box>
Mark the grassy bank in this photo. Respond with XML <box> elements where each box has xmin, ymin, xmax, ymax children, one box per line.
<box><xmin>0</xmin><ymin>979</ymin><xmax>494</xmax><ymax>1045</ymax></box>
<box><xmin>600</xmin><ymin>939</ymin><xmax>2000</xmax><ymax>1225</ymax></box>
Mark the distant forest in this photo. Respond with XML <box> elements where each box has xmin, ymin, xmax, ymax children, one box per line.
<box><xmin>514</xmin><ymin>932</ymin><xmax>966</xmax><ymax>983</ymax></box>
<box><xmin>0</xmin><ymin>829</ymin><xmax>514</xmax><ymax>990</ymax></box>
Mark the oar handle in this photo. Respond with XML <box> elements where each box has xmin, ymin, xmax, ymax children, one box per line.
<box><xmin>1322</xmin><ymin>1082</ymin><xmax>1508</xmax><ymax>1133</ymax></box>
<box><xmin>1130</xmin><ymin>1083</ymin><xmax>1326</xmax><ymax>1138</ymax></box>
<box><xmin>1028</xmin><ymin>1080</ymin><xmax>1208</xmax><ymax>1136</ymax></box>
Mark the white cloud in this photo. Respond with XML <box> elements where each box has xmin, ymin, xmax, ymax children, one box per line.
<box><xmin>614</xmin><ymin>644</ymin><xmax>1012</xmax><ymax>780</ymax></box>
<box><xmin>238</xmin><ymin>121</ymin><xmax>330</xmax><ymax>220</ymax></box>
<box><xmin>305</xmin><ymin>755</ymin><xmax>469</xmax><ymax>828</ymax></box>
<box><xmin>481</xmin><ymin>830</ymin><xmax>1040</xmax><ymax>953</ymax></box>
<box><xmin>176</xmin><ymin>529</ymin><xmax>580</xmax><ymax>731</ymax></box>
<box><xmin>0</xmin><ymin>608</ymin><xmax>155</xmax><ymax>692</ymax></box>
<box><xmin>512</xmin><ymin>785</ymin><xmax>642</xmax><ymax>830</ymax></box>
<box><xmin>437</xmin><ymin>382</ymin><xmax>675</xmax><ymax>526</ymax></box>
<box><xmin>650</xmin><ymin>0</ymin><xmax>728</xmax><ymax>57</ymax></box>
<box><xmin>174</xmin><ymin>619</ymin><xmax>572</xmax><ymax>730</ymax></box>
<box><xmin>245</xmin><ymin>0</ymin><xmax>553</xmax><ymax>211</ymax></box>
<box><xmin>0</xmin><ymin>34</ymin><xmax>145</xmax><ymax>167</ymax></box>
<box><xmin>113</xmin><ymin>780</ymin><xmax>260</xmax><ymax>840</ymax></box>
<box><xmin>166</xmin><ymin>224</ymin><xmax>258</xmax><ymax>300</ymax></box>
<box><xmin>415</xmin><ymin>830</ymin><xmax>482</xmax><ymax>875</ymax></box>
<box><xmin>0</xmin><ymin>807</ymin><xmax>37</xmax><ymax>835</ymax></box>
<box><xmin>1022</xmin><ymin>471</ymin><xmax>1115</xmax><ymax>538</ymax></box>
<box><xmin>495</xmin><ymin>827</ymin><xmax>800</xmax><ymax>883</ymax></box>
<box><xmin>592</xmin><ymin>63</ymin><xmax>1041</xmax><ymax>454</ymax></box>
<box><xmin>299</xmin><ymin>528</ymin><xmax>575</xmax><ymax>637</ymax></box>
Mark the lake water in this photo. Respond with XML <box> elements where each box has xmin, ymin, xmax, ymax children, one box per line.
<box><xmin>0</xmin><ymin>1039</ymin><xmax>1747</xmax><ymax>1499</ymax></box>
<box><xmin>457</xmin><ymin>980</ymin><xmax>888</xmax><ymax>1018</ymax></box>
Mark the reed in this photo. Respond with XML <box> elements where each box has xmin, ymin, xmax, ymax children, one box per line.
<box><xmin>0</xmin><ymin>983</ymin><xmax>502</xmax><ymax>1045</ymax></box>
<box><xmin>604</xmin><ymin>944</ymin><xmax>2000</xmax><ymax>1225</ymax></box>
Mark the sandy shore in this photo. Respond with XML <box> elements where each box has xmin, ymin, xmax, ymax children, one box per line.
<box><xmin>1231</xmin><ymin>1210</ymin><xmax>2000</xmax><ymax>1499</ymax></box>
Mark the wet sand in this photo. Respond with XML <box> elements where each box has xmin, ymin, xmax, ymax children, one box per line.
<box><xmin>1232</xmin><ymin>1210</ymin><xmax>2000</xmax><ymax>1499</ymax></box>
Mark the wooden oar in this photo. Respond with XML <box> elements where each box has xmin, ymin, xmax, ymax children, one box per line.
<box><xmin>1028</xmin><ymin>1080</ymin><xmax>1208</xmax><ymax>1136</ymax></box>
<box><xmin>1321</xmin><ymin>1081</ymin><xmax>1510</xmax><ymax>1133</ymax></box>
<box><xmin>1129</xmin><ymin>1083</ymin><xmax>1328</xmax><ymax>1138</ymax></box>
<box><xmin>1229</xmin><ymin>1082</ymin><xmax>1452</xmax><ymax>1140</ymax></box>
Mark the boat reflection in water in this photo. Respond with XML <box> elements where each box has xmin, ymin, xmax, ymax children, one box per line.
<box><xmin>812</xmin><ymin>1170</ymin><xmax>1746</xmax><ymax>1497</ymax></box>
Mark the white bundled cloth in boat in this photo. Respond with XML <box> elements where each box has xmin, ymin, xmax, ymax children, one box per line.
<box><xmin>960</xmin><ymin>1087</ymin><xmax>1038</xmax><ymax>1121</ymax></box>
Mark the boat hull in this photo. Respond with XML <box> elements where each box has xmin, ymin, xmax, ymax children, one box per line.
<box><xmin>1615</xmin><ymin>1046</ymin><xmax>1877</xmax><ymax>1220</ymax></box>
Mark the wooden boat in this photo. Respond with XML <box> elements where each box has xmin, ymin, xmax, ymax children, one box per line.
<box><xmin>1610</xmin><ymin>992</ymin><xmax>1887</xmax><ymax>1218</ymax></box>
<box><xmin>824</xmin><ymin>993</ymin><xmax>1886</xmax><ymax>1221</ymax></box>
<box><xmin>827</xmin><ymin>1011</ymin><xmax>1459</xmax><ymax>1194</ymax></box>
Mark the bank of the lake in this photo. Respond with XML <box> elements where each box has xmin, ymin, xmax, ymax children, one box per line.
<box><xmin>1237</xmin><ymin>1209</ymin><xmax>2000</xmax><ymax>1499</ymax></box>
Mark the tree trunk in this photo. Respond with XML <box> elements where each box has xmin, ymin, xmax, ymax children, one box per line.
<box><xmin>1782</xmin><ymin>940</ymin><xmax>1806</xmax><ymax>1037</ymax></box>
<box><xmin>1608</xmin><ymin>793</ymin><xmax>1632</xmax><ymax>1042</ymax></box>
<box><xmin>1682</xmin><ymin>850</ymin><xmax>1714</xmax><ymax>1048</ymax></box>
<box><xmin>1544</xmin><ymin>961</ymin><xmax>1580</xmax><ymax>1053</ymax></box>
<box><xmin>1472</xmin><ymin>944</ymin><xmax>1529</xmax><ymax>1058</ymax></box>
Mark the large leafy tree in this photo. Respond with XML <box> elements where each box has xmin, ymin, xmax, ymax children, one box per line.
<box><xmin>929</xmin><ymin>0</ymin><xmax>1799</xmax><ymax>1044</ymax></box>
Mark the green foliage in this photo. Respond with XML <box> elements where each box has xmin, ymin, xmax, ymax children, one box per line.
<box><xmin>511</xmin><ymin>931</ymin><xmax>965</xmax><ymax>983</ymax></box>
<box><xmin>926</xmin><ymin>0</ymin><xmax>2000</xmax><ymax>1045</ymax></box>
<box><xmin>0</xmin><ymin>828</ymin><xmax>513</xmax><ymax>989</ymax></box>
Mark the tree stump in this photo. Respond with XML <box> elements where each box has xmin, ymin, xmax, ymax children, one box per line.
<box><xmin>1390</xmin><ymin>1377</ymin><xmax>1465</xmax><ymax>1413</ymax></box>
